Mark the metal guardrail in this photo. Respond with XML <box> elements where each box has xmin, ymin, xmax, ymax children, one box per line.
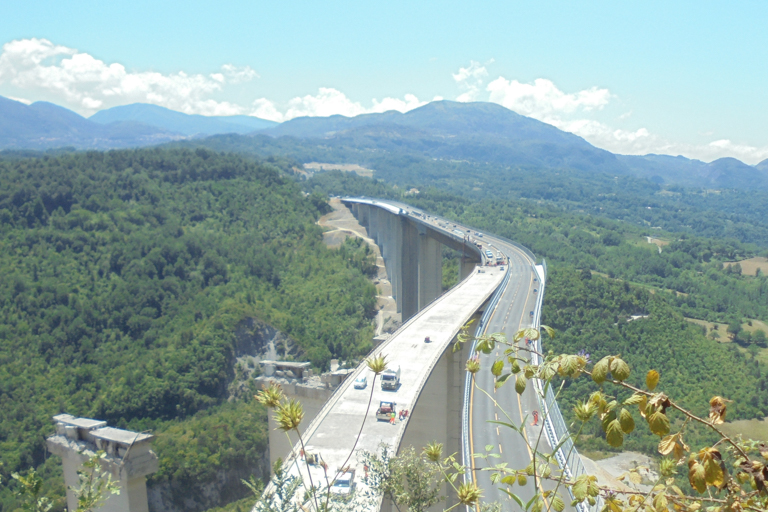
<box><xmin>461</xmin><ymin>268</ymin><xmax>512</xmax><ymax>478</ymax></box>
<box><xmin>530</xmin><ymin>261</ymin><xmax>599</xmax><ymax>512</ymax></box>
<box><xmin>342</xmin><ymin>198</ymin><xmax>598</xmax><ymax>512</ymax></box>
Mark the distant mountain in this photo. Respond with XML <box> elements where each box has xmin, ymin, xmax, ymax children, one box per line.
<box><xmin>0</xmin><ymin>95</ymin><xmax>180</xmax><ymax>150</ymax></box>
<box><xmin>90</xmin><ymin>103</ymin><xmax>278</xmax><ymax>136</ymax></box>
<box><xmin>265</xmin><ymin>101</ymin><xmax>624</xmax><ymax>175</ymax></box>
<box><xmin>262</xmin><ymin>100</ymin><xmax>768</xmax><ymax>189</ymax></box>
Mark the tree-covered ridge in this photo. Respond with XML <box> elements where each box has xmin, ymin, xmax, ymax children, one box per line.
<box><xmin>168</xmin><ymin>133</ymin><xmax>768</xmax><ymax>247</ymax></box>
<box><xmin>542</xmin><ymin>267</ymin><xmax>768</xmax><ymax>454</ymax></box>
<box><xmin>0</xmin><ymin>149</ymin><xmax>376</xmax><ymax>510</ymax></box>
<box><xmin>308</xmin><ymin>171</ymin><xmax>768</xmax><ymax>325</ymax></box>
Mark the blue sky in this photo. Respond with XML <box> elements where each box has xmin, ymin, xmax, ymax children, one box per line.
<box><xmin>1</xmin><ymin>1</ymin><xmax>766</xmax><ymax>163</ymax></box>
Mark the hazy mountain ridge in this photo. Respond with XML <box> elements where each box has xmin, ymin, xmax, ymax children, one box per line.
<box><xmin>3</xmin><ymin>95</ymin><xmax>767</xmax><ymax>189</ymax></box>
<box><xmin>0</xmin><ymin>96</ymin><xmax>276</xmax><ymax>150</ymax></box>
<box><xmin>90</xmin><ymin>103</ymin><xmax>278</xmax><ymax>136</ymax></box>
<box><xmin>262</xmin><ymin>101</ymin><xmax>768</xmax><ymax>189</ymax></box>
<box><xmin>0</xmin><ymin>96</ymin><xmax>182</xmax><ymax>149</ymax></box>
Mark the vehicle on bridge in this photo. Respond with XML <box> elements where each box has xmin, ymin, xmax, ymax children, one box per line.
<box><xmin>376</xmin><ymin>401</ymin><xmax>397</xmax><ymax>421</ymax></box>
<box><xmin>330</xmin><ymin>469</ymin><xmax>355</xmax><ymax>495</ymax></box>
<box><xmin>353</xmin><ymin>375</ymin><xmax>367</xmax><ymax>389</ymax></box>
<box><xmin>381</xmin><ymin>366</ymin><xmax>401</xmax><ymax>390</ymax></box>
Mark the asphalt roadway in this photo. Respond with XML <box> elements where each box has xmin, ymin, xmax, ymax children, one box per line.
<box><xmin>470</xmin><ymin>239</ymin><xmax>575</xmax><ymax>512</ymax></box>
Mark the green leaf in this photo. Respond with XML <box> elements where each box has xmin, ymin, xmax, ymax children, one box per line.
<box><xmin>501</xmin><ymin>475</ymin><xmax>516</xmax><ymax>485</ymax></box>
<box><xmin>500</xmin><ymin>488</ymin><xmax>525</xmax><ymax>509</ymax></box>
<box><xmin>646</xmin><ymin>369</ymin><xmax>660</xmax><ymax>391</ymax></box>
<box><xmin>572</xmin><ymin>475</ymin><xmax>588</xmax><ymax>501</ymax></box>
<box><xmin>601</xmin><ymin>410</ymin><xmax>617</xmax><ymax>432</ymax></box>
<box><xmin>495</xmin><ymin>373</ymin><xmax>511</xmax><ymax>389</ymax></box>
<box><xmin>688</xmin><ymin>461</ymin><xmax>706</xmax><ymax>493</ymax></box>
<box><xmin>515</xmin><ymin>374</ymin><xmax>527</xmax><ymax>394</ymax></box>
<box><xmin>648</xmin><ymin>411</ymin><xmax>670</xmax><ymax>436</ymax></box>
<box><xmin>623</xmin><ymin>393</ymin><xmax>644</xmax><ymax>406</ymax></box>
<box><xmin>487</xmin><ymin>420</ymin><xmax>521</xmax><ymax>433</ymax></box>
<box><xmin>592</xmin><ymin>356</ymin><xmax>610</xmax><ymax>384</ymax></box>
<box><xmin>610</xmin><ymin>357</ymin><xmax>631</xmax><ymax>381</ymax></box>
<box><xmin>491</xmin><ymin>360</ymin><xmax>504</xmax><ymax>377</ymax></box>
<box><xmin>605</xmin><ymin>419</ymin><xmax>624</xmax><ymax>447</ymax></box>
<box><xmin>551</xmin><ymin>494</ymin><xmax>565</xmax><ymax>512</ymax></box>
<box><xmin>619</xmin><ymin>408</ymin><xmax>635</xmax><ymax>434</ymax></box>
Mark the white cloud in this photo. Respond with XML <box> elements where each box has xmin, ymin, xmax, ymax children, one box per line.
<box><xmin>453</xmin><ymin>60</ymin><xmax>491</xmax><ymax>102</ymax></box>
<box><xmin>0</xmin><ymin>38</ymin><xmax>257</xmax><ymax>115</ymax></box>
<box><xmin>8</xmin><ymin>95</ymin><xmax>31</xmax><ymax>104</ymax></box>
<box><xmin>251</xmin><ymin>88</ymin><xmax>428</xmax><ymax>123</ymax></box>
<box><xmin>486</xmin><ymin>76</ymin><xmax>610</xmax><ymax>117</ymax></box>
<box><xmin>449</xmin><ymin>61</ymin><xmax>768</xmax><ymax>164</ymax></box>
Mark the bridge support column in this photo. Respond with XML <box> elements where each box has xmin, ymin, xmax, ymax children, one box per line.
<box><xmin>389</xmin><ymin>332</ymin><xmax>472</xmax><ymax>512</ymax></box>
<box><xmin>418</xmin><ymin>235</ymin><xmax>442</xmax><ymax>308</ymax></box>
<box><xmin>400</xmin><ymin>219</ymin><xmax>420</xmax><ymax>322</ymax></box>
<box><xmin>460</xmin><ymin>257</ymin><xmax>477</xmax><ymax>280</ymax></box>
<box><xmin>368</xmin><ymin>206</ymin><xmax>380</xmax><ymax>244</ymax></box>
<box><xmin>380</xmin><ymin>213</ymin><xmax>403</xmax><ymax>314</ymax></box>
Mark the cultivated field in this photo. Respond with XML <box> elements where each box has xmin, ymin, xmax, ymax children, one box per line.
<box><xmin>303</xmin><ymin>162</ymin><xmax>375</xmax><ymax>178</ymax></box>
<box><xmin>722</xmin><ymin>256</ymin><xmax>768</xmax><ymax>276</ymax></box>
<box><xmin>720</xmin><ymin>417</ymin><xmax>768</xmax><ymax>442</ymax></box>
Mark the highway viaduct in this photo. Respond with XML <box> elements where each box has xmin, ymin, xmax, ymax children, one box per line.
<box><xmin>260</xmin><ymin>198</ymin><xmax>586</xmax><ymax>512</ymax></box>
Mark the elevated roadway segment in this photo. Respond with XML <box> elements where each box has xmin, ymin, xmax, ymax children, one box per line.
<box><xmin>258</xmin><ymin>198</ymin><xmax>583</xmax><ymax>512</ymax></box>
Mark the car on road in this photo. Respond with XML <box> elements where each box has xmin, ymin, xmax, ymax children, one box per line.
<box><xmin>353</xmin><ymin>375</ymin><xmax>367</xmax><ymax>389</ymax></box>
<box><xmin>330</xmin><ymin>470</ymin><xmax>355</xmax><ymax>495</ymax></box>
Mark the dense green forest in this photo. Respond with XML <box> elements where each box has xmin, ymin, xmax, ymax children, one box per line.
<box><xmin>4</xmin><ymin>139</ymin><xmax>768</xmax><ymax>509</ymax></box>
<box><xmin>168</xmin><ymin>134</ymin><xmax>768</xmax><ymax>247</ymax></box>
<box><xmin>0</xmin><ymin>149</ymin><xmax>377</xmax><ymax>511</ymax></box>
<box><xmin>542</xmin><ymin>266</ymin><xmax>768</xmax><ymax>455</ymax></box>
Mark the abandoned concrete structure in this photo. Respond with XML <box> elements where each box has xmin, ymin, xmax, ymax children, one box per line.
<box><xmin>46</xmin><ymin>414</ymin><xmax>158</xmax><ymax>512</ymax></box>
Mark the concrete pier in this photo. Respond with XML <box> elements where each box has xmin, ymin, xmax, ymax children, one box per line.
<box><xmin>47</xmin><ymin>414</ymin><xmax>158</xmax><ymax>512</ymax></box>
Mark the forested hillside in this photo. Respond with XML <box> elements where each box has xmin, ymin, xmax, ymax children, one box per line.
<box><xmin>542</xmin><ymin>266</ymin><xmax>768</xmax><ymax>455</ymax></box>
<box><xmin>169</xmin><ymin>133</ymin><xmax>768</xmax><ymax>247</ymax></box>
<box><xmin>0</xmin><ymin>149</ymin><xmax>377</xmax><ymax>510</ymax></box>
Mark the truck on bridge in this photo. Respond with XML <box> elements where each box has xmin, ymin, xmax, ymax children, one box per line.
<box><xmin>376</xmin><ymin>401</ymin><xmax>397</xmax><ymax>421</ymax></box>
<box><xmin>380</xmin><ymin>366</ymin><xmax>401</xmax><ymax>390</ymax></box>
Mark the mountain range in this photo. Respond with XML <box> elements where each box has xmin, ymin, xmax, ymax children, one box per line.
<box><xmin>259</xmin><ymin>101</ymin><xmax>768</xmax><ymax>189</ymax></box>
<box><xmin>2</xmin><ymin>94</ymin><xmax>767</xmax><ymax>190</ymax></box>
<box><xmin>0</xmin><ymin>96</ymin><xmax>276</xmax><ymax>150</ymax></box>
<box><xmin>89</xmin><ymin>103</ymin><xmax>277</xmax><ymax>135</ymax></box>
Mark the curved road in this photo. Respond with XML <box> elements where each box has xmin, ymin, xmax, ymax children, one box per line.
<box><xmin>376</xmin><ymin>200</ymin><xmax>573</xmax><ymax>511</ymax></box>
<box><xmin>261</xmin><ymin>199</ymin><xmax>574</xmax><ymax>512</ymax></box>
<box><xmin>468</xmin><ymin>239</ymin><xmax>571</xmax><ymax>511</ymax></box>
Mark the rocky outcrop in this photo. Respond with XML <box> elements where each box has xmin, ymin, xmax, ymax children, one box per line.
<box><xmin>147</xmin><ymin>460</ymin><xmax>269</xmax><ymax>512</ymax></box>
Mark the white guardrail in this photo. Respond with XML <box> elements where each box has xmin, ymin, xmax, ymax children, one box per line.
<box><xmin>462</xmin><ymin>256</ymin><xmax>598</xmax><ymax>512</ymax></box>
<box><xmin>346</xmin><ymin>198</ymin><xmax>597</xmax><ymax>511</ymax></box>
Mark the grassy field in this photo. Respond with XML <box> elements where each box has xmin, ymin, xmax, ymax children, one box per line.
<box><xmin>720</xmin><ymin>417</ymin><xmax>768</xmax><ymax>443</ymax></box>
<box><xmin>685</xmin><ymin>317</ymin><xmax>768</xmax><ymax>364</ymax></box>
<box><xmin>303</xmin><ymin>162</ymin><xmax>375</xmax><ymax>178</ymax></box>
<box><xmin>722</xmin><ymin>256</ymin><xmax>768</xmax><ymax>276</ymax></box>
<box><xmin>685</xmin><ymin>317</ymin><xmax>729</xmax><ymax>340</ymax></box>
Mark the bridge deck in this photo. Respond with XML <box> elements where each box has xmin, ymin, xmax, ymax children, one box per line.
<box><xmin>282</xmin><ymin>262</ymin><xmax>505</xmax><ymax>507</ymax></box>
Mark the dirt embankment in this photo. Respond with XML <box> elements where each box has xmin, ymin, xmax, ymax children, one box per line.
<box><xmin>317</xmin><ymin>198</ymin><xmax>401</xmax><ymax>335</ymax></box>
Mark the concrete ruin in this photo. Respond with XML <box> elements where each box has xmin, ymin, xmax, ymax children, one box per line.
<box><xmin>46</xmin><ymin>414</ymin><xmax>158</xmax><ymax>512</ymax></box>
